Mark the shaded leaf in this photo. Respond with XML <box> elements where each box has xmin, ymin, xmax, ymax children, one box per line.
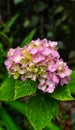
<box><xmin>6</xmin><ymin>101</ymin><xmax>27</xmax><ymax>116</ymax></box>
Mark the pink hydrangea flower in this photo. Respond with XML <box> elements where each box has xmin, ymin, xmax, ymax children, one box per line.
<box><xmin>4</xmin><ymin>39</ymin><xmax>72</xmax><ymax>93</ymax></box>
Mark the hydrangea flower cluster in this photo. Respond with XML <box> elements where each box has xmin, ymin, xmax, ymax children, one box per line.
<box><xmin>4</xmin><ymin>39</ymin><xmax>72</xmax><ymax>93</ymax></box>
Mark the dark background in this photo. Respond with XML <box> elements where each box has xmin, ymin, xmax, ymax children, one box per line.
<box><xmin>0</xmin><ymin>0</ymin><xmax>75</xmax><ymax>64</ymax></box>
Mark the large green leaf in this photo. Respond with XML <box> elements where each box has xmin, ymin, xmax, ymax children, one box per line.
<box><xmin>51</xmin><ymin>86</ymin><xmax>74</xmax><ymax>101</ymax></box>
<box><xmin>7</xmin><ymin>95</ymin><xmax>59</xmax><ymax>130</ymax></box>
<box><xmin>0</xmin><ymin>107</ymin><xmax>21</xmax><ymax>130</ymax></box>
<box><xmin>66</xmin><ymin>70</ymin><xmax>75</xmax><ymax>93</ymax></box>
<box><xmin>0</xmin><ymin>77</ymin><xmax>37</xmax><ymax>101</ymax></box>
<box><xmin>25</xmin><ymin>93</ymin><xmax>59</xmax><ymax>130</ymax></box>
<box><xmin>20</xmin><ymin>29</ymin><xmax>36</xmax><ymax>47</ymax></box>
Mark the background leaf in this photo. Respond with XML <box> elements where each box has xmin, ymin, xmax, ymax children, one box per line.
<box><xmin>20</xmin><ymin>29</ymin><xmax>36</xmax><ymax>47</ymax></box>
<box><xmin>54</xmin><ymin>6</ymin><xmax>64</xmax><ymax>14</ymax></box>
<box><xmin>34</xmin><ymin>2</ymin><xmax>47</xmax><ymax>13</ymax></box>
<box><xmin>3</xmin><ymin>13</ymin><xmax>19</xmax><ymax>33</ymax></box>
<box><xmin>14</xmin><ymin>0</ymin><xmax>24</xmax><ymax>5</ymax></box>
<box><xmin>0</xmin><ymin>32</ymin><xmax>10</xmax><ymax>46</ymax></box>
<box><xmin>0</xmin><ymin>107</ymin><xmax>21</xmax><ymax>130</ymax></box>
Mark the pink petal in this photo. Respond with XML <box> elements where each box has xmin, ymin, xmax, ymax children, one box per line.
<box><xmin>46</xmin><ymin>83</ymin><xmax>55</xmax><ymax>93</ymax></box>
<box><xmin>33</xmin><ymin>55</ymin><xmax>45</xmax><ymax>63</ymax></box>
<box><xmin>49</xmin><ymin>41</ymin><xmax>58</xmax><ymax>48</ymax></box>
<box><xmin>42</xmin><ymin>48</ymin><xmax>51</xmax><ymax>55</ymax></box>
<box><xmin>30</xmin><ymin>48</ymin><xmax>38</xmax><ymax>54</ymax></box>
<box><xmin>60</xmin><ymin>77</ymin><xmax>71</xmax><ymax>86</ymax></box>
<box><xmin>21</xmin><ymin>76</ymin><xmax>26</xmax><ymax>81</ymax></box>
<box><xmin>13</xmin><ymin>55</ymin><xmax>22</xmax><ymax>63</ymax></box>
<box><xmin>38</xmin><ymin>83</ymin><xmax>47</xmax><ymax>91</ymax></box>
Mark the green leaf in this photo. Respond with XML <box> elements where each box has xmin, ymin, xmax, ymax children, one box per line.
<box><xmin>0</xmin><ymin>107</ymin><xmax>21</xmax><ymax>130</ymax></box>
<box><xmin>25</xmin><ymin>93</ymin><xmax>59</xmax><ymax>130</ymax></box>
<box><xmin>0</xmin><ymin>77</ymin><xmax>37</xmax><ymax>101</ymax></box>
<box><xmin>51</xmin><ymin>86</ymin><xmax>74</xmax><ymax>101</ymax></box>
<box><xmin>14</xmin><ymin>79</ymin><xmax>37</xmax><ymax>100</ymax></box>
<box><xmin>66</xmin><ymin>70</ymin><xmax>75</xmax><ymax>93</ymax></box>
<box><xmin>52</xmin><ymin>99</ymin><xmax>60</xmax><ymax>117</ymax></box>
<box><xmin>3</xmin><ymin>13</ymin><xmax>19</xmax><ymax>33</ymax></box>
<box><xmin>44</xmin><ymin>121</ymin><xmax>61</xmax><ymax>130</ymax></box>
<box><xmin>7</xmin><ymin>96</ymin><xmax>59</xmax><ymax>130</ymax></box>
<box><xmin>20</xmin><ymin>29</ymin><xmax>36</xmax><ymax>47</ymax></box>
<box><xmin>0</xmin><ymin>77</ymin><xmax>15</xmax><ymax>100</ymax></box>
